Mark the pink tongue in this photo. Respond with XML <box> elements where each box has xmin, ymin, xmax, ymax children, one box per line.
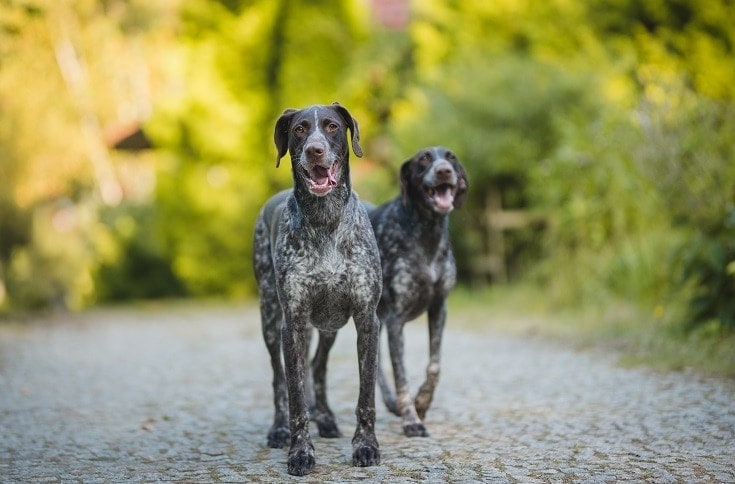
<box><xmin>312</xmin><ymin>166</ymin><xmax>329</xmax><ymax>185</ymax></box>
<box><xmin>312</xmin><ymin>166</ymin><xmax>337</xmax><ymax>186</ymax></box>
<box><xmin>434</xmin><ymin>187</ymin><xmax>454</xmax><ymax>210</ymax></box>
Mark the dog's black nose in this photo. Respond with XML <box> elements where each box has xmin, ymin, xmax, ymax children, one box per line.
<box><xmin>435</xmin><ymin>161</ymin><xmax>453</xmax><ymax>178</ymax></box>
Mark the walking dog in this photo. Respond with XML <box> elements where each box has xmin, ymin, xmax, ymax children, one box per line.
<box><xmin>369</xmin><ymin>146</ymin><xmax>468</xmax><ymax>437</ymax></box>
<box><xmin>253</xmin><ymin>103</ymin><xmax>382</xmax><ymax>476</ymax></box>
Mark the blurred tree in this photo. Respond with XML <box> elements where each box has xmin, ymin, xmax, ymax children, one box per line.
<box><xmin>0</xmin><ymin>0</ymin><xmax>183</xmax><ymax>310</ymax></box>
<box><xmin>585</xmin><ymin>0</ymin><xmax>735</xmax><ymax>101</ymax></box>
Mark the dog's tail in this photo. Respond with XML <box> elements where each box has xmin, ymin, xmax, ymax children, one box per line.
<box><xmin>377</xmin><ymin>346</ymin><xmax>400</xmax><ymax>416</ymax></box>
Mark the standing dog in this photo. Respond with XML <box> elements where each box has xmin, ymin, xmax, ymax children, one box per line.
<box><xmin>369</xmin><ymin>146</ymin><xmax>468</xmax><ymax>437</ymax></box>
<box><xmin>253</xmin><ymin>103</ymin><xmax>382</xmax><ymax>476</ymax></box>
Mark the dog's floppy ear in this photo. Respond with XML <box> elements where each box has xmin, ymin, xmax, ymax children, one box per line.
<box><xmin>274</xmin><ymin>108</ymin><xmax>298</xmax><ymax>167</ymax></box>
<box><xmin>332</xmin><ymin>102</ymin><xmax>363</xmax><ymax>158</ymax></box>
<box><xmin>453</xmin><ymin>161</ymin><xmax>469</xmax><ymax>209</ymax></box>
<box><xmin>399</xmin><ymin>158</ymin><xmax>413</xmax><ymax>206</ymax></box>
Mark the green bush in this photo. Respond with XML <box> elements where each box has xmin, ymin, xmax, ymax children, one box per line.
<box><xmin>94</xmin><ymin>203</ymin><xmax>186</xmax><ymax>302</ymax></box>
<box><xmin>529</xmin><ymin>76</ymin><xmax>735</xmax><ymax>331</ymax></box>
<box><xmin>5</xmin><ymin>201</ymin><xmax>97</xmax><ymax>310</ymax></box>
<box><xmin>529</xmin><ymin>105</ymin><xmax>672</xmax><ymax>305</ymax></box>
<box><xmin>676</xmin><ymin>233</ymin><xmax>735</xmax><ymax>331</ymax></box>
<box><xmin>637</xmin><ymin>93</ymin><xmax>735</xmax><ymax>331</ymax></box>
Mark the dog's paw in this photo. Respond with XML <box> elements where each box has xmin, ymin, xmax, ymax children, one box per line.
<box><xmin>352</xmin><ymin>443</ymin><xmax>381</xmax><ymax>467</ymax></box>
<box><xmin>267</xmin><ymin>425</ymin><xmax>290</xmax><ymax>448</ymax></box>
<box><xmin>287</xmin><ymin>445</ymin><xmax>316</xmax><ymax>476</ymax></box>
<box><xmin>403</xmin><ymin>422</ymin><xmax>429</xmax><ymax>438</ymax></box>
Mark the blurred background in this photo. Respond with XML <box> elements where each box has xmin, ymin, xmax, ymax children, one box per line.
<box><xmin>0</xmin><ymin>0</ymin><xmax>733</xmax><ymax>340</ymax></box>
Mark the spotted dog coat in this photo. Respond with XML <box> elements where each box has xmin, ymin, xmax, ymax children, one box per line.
<box><xmin>369</xmin><ymin>146</ymin><xmax>468</xmax><ymax>437</ymax></box>
<box><xmin>252</xmin><ymin>103</ymin><xmax>382</xmax><ymax>476</ymax></box>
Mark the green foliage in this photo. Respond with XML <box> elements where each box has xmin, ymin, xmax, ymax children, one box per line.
<box><xmin>527</xmin><ymin>69</ymin><xmax>735</xmax><ymax>331</ymax></box>
<box><xmin>94</xmin><ymin>203</ymin><xmax>186</xmax><ymax>302</ymax></box>
<box><xmin>393</xmin><ymin>55</ymin><xmax>590</xmax><ymax>184</ymax></box>
<box><xmin>523</xmin><ymin>0</ymin><xmax>735</xmax><ymax>332</ymax></box>
<box><xmin>529</xmin><ymin>104</ymin><xmax>669</xmax><ymax>303</ymax></box>
<box><xmin>5</xmin><ymin>201</ymin><xmax>97</xmax><ymax>310</ymax></box>
<box><xmin>0</xmin><ymin>120</ymin><xmax>31</xmax><ymax>267</ymax></box>
<box><xmin>636</xmin><ymin>90</ymin><xmax>735</xmax><ymax>330</ymax></box>
<box><xmin>676</xmin><ymin>234</ymin><xmax>735</xmax><ymax>331</ymax></box>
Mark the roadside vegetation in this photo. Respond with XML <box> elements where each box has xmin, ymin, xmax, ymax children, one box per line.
<box><xmin>451</xmin><ymin>286</ymin><xmax>735</xmax><ymax>378</ymax></box>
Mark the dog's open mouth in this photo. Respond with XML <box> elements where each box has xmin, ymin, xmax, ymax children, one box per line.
<box><xmin>425</xmin><ymin>183</ymin><xmax>457</xmax><ymax>213</ymax></box>
<box><xmin>302</xmin><ymin>162</ymin><xmax>339</xmax><ymax>195</ymax></box>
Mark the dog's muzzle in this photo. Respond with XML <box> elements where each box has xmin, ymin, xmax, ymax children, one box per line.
<box><xmin>299</xmin><ymin>135</ymin><xmax>341</xmax><ymax>196</ymax></box>
<box><xmin>423</xmin><ymin>161</ymin><xmax>459</xmax><ymax>214</ymax></box>
<box><xmin>301</xmin><ymin>161</ymin><xmax>339</xmax><ymax>196</ymax></box>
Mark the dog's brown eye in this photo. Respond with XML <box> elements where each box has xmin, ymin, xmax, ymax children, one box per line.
<box><xmin>294</xmin><ymin>125</ymin><xmax>305</xmax><ymax>135</ymax></box>
<box><xmin>326</xmin><ymin>122</ymin><xmax>338</xmax><ymax>132</ymax></box>
<box><xmin>446</xmin><ymin>152</ymin><xmax>456</xmax><ymax>161</ymax></box>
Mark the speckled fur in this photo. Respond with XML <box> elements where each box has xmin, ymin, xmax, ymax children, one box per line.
<box><xmin>253</xmin><ymin>104</ymin><xmax>381</xmax><ymax>476</ymax></box>
<box><xmin>369</xmin><ymin>146</ymin><xmax>469</xmax><ymax>438</ymax></box>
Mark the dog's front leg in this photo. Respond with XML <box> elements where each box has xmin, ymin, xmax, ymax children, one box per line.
<box><xmin>352</xmin><ymin>309</ymin><xmax>381</xmax><ymax>467</ymax></box>
<box><xmin>415</xmin><ymin>298</ymin><xmax>446</xmax><ymax>420</ymax></box>
<box><xmin>282</xmin><ymin>317</ymin><xmax>316</xmax><ymax>476</ymax></box>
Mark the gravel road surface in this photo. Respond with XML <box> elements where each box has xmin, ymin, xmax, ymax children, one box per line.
<box><xmin>1</xmin><ymin>304</ymin><xmax>734</xmax><ymax>482</ymax></box>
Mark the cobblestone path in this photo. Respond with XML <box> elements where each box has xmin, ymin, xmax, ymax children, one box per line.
<box><xmin>1</xmin><ymin>304</ymin><xmax>733</xmax><ymax>482</ymax></box>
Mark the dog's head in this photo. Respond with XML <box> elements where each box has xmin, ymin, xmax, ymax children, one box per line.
<box><xmin>400</xmin><ymin>146</ymin><xmax>468</xmax><ymax>214</ymax></box>
<box><xmin>273</xmin><ymin>102</ymin><xmax>362</xmax><ymax>197</ymax></box>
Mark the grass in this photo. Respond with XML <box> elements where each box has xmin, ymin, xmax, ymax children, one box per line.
<box><xmin>447</xmin><ymin>284</ymin><xmax>735</xmax><ymax>379</ymax></box>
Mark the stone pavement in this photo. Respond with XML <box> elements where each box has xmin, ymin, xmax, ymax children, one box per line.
<box><xmin>1</xmin><ymin>304</ymin><xmax>734</xmax><ymax>482</ymax></box>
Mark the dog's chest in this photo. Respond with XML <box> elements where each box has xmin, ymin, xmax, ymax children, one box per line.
<box><xmin>276</xmin><ymin>232</ymin><xmax>366</xmax><ymax>294</ymax></box>
<box><xmin>391</xmin><ymin>241</ymin><xmax>454</xmax><ymax>294</ymax></box>
<box><xmin>277</xmin><ymin>232</ymin><xmax>377</xmax><ymax>329</ymax></box>
<box><xmin>396</xmin><ymin>253</ymin><xmax>445</xmax><ymax>288</ymax></box>
<box><xmin>304</xmin><ymin>242</ymin><xmax>348</xmax><ymax>284</ymax></box>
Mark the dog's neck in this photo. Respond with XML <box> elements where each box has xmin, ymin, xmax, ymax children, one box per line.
<box><xmin>399</xmin><ymin>196</ymin><xmax>449</xmax><ymax>253</ymax></box>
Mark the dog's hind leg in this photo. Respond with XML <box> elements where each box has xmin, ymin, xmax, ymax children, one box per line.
<box><xmin>414</xmin><ymin>298</ymin><xmax>446</xmax><ymax>420</ymax></box>
<box><xmin>254</xmin><ymin>219</ymin><xmax>291</xmax><ymax>449</ymax></box>
<box><xmin>310</xmin><ymin>330</ymin><xmax>342</xmax><ymax>438</ymax></box>
<box><xmin>377</xmin><ymin>327</ymin><xmax>400</xmax><ymax>416</ymax></box>
<box><xmin>259</xmin><ymin>290</ymin><xmax>290</xmax><ymax>448</ymax></box>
